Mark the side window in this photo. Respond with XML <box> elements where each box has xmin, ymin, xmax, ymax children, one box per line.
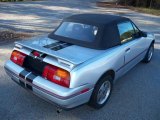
<box><xmin>118</xmin><ymin>21</ymin><xmax>135</xmax><ymax>43</ymax></box>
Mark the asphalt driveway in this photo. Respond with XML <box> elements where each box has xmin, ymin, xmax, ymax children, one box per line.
<box><xmin>0</xmin><ymin>0</ymin><xmax>160</xmax><ymax>120</ymax></box>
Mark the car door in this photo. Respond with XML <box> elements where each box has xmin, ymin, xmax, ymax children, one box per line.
<box><xmin>117</xmin><ymin>21</ymin><xmax>147</xmax><ymax>73</ymax></box>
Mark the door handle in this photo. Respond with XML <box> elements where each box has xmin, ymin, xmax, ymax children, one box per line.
<box><xmin>125</xmin><ymin>48</ymin><xmax>131</xmax><ymax>52</ymax></box>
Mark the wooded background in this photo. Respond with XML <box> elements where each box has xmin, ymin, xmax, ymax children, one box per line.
<box><xmin>0</xmin><ymin>0</ymin><xmax>160</xmax><ymax>9</ymax></box>
<box><xmin>118</xmin><ymin>0</ymin><xmax>160</xmax><ymax>9</ymax></box>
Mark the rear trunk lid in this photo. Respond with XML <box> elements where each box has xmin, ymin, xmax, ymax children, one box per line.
<box><xmin>15</xmin><ymin>36</ymin><xmax>106</xmax><ymax>70</ymax></box>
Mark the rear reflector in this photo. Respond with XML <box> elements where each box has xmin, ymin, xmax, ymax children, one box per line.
<box><xmin>10</xmin><ymin>50</ymin><xmax>26</xmax><ymax>66</ymax></box>
<box><xmin>80</xmin><ymin>88</ymin><xmax>89</xmax><ymax>94</ymax></box>
<box><xmin>42</xmin><ymin>65</ymin><xmax>70</xmax><ymax>88</ymax></box>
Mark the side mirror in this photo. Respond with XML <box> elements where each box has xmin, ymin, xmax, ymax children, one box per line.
<box><xmin>132</xmin><ymin>33</ymin><xmax>140</xmax><ymax>38</ymax></box>
<box><xmin>140</xmin><ymin>31</ymin><xmax>147</xmax><ymax>37</ymax></box>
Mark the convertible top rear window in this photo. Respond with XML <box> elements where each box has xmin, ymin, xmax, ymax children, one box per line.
<box><xmin>54</xmin><ymin>22</ymin><xmax>98</xmax><ymax>42</ymax></box>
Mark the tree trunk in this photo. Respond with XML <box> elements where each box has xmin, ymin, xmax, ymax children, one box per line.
<box><xmin>149</xmin><ymin>0</ymin><xmax>153</xmax><ymax>8</ymax></box>
<box><xmin>136</xmin><ymin>0</ymin><xmax>140</xmax><ymax>7</ymax></box>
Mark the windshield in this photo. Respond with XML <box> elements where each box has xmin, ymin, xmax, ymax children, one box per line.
<box><xmin>54</xmin><ymin>22</ymin><xmax>98</xmax><ymax>42</ymax></box>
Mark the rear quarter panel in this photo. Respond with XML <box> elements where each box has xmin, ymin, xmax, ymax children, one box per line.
<box><xmin>70</xmin><ymin>45</ymin><xmax>125</xmax><ymax>88</ymax></box>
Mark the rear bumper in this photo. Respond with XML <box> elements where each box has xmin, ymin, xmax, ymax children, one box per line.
<box><xmin>4</xmin><ymin>60</ymin><xmax>93</xmax><ymax>109</ymax></box>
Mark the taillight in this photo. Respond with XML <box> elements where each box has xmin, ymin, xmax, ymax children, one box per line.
<box><xmin>42</xmin><ymin>65</ymin><xmax>70</xmax><ymax>88</ymax></box>
<box><xmin>10</xmin><ymin>50</ymin><xmax>26</xmax><ymax>66</ymax></box>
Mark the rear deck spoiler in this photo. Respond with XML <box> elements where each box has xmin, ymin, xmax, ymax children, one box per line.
<box><xmin>14</xmin><ymin>42</ymin><xmax>77</xmax><ymax>71</ymax></box>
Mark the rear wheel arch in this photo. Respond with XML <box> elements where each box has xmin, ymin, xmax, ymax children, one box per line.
<box><xmin>88</xmin><ymin>69</ymin><xmax>115</xmax><ymax>109</ymax></box>
<box><xmin>98</xmin><ymin>69</ymin><xmax>115</xmax><ymax>84</ymax></box>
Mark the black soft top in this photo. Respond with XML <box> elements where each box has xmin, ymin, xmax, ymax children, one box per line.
<box><xmin>49</xmin><ymin>14</ymin><xmax>131</xmax><ymax>50</ymax></box>
<box><xmin>65</xmin><ymin>14</ymin><xmax>129</xmax><ymax>26</ymax></box>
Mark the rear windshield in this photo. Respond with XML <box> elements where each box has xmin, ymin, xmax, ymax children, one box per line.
<box><xmin>54</xmin><ymin>22</ymin><xmax>98</xmax><ymax>42</ymax></box>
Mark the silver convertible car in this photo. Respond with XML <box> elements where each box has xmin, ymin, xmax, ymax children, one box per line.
<box><xmin>4</xmin><ymin>14</ymin><xmax>155</xmax><ymax>110</ymax></box>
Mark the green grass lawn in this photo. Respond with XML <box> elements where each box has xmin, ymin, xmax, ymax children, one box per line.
<box><xmin>96</xmin><ymin>2</ymin><xmax>160</xmax><ymax>16</ymax></box>
<box><xmin>131</xmin><ymin>7</ymin><xmax>160</xmax><ymax>16</ymax></box>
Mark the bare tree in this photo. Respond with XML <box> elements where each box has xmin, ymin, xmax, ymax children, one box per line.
<box><xmin>136</xmin><ymin>0</ymin><xmax>140</xmax><ymax>7</ymax></box>
<box><xmin>149</xmin><ymin>0</ymin><xmax>153</xmax><ymax>8</ymax></box>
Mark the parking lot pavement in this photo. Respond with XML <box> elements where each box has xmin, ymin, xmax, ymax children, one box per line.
<box><xmin>1</xmin><ymin>42</ymin><xmax>160</xmax><ymax>120</ymax></box>
<box><xmin>0</xmin><ymin>0</ymin><xmax>160</xmax><ymax>120</ymax></box>
<box><xmin>0</xmin><ymin>0</ymin><xmax>160</xmax><ymax>34</ymax></box>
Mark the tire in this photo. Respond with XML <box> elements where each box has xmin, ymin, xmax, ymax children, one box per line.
<box><xmin>143</xmin><ymin>43</ymin><xmax>154</xmax><ymax>63</ymax></box>
<box><xmin>88</xmin><ymin>75</ymin><xmax>113</xmax><ymax>109</ymax></box>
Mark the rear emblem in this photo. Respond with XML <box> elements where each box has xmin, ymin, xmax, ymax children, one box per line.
<box><xmin>33</xmin><ymin>51</ymin><xmax>40</xmax><ymax>57</ymax></box>
<box><xmin>32</xmin><ymin>51</ymin><xmax>43</xmax><ymax>61</ymax></box>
